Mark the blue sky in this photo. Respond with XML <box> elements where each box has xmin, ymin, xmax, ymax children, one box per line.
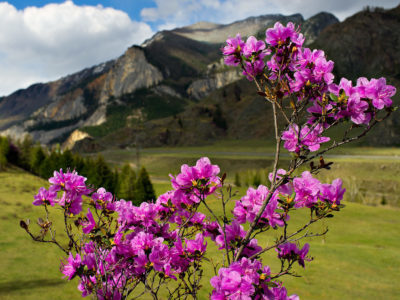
<box><xmin>0</xmin><ymin>0</ymin><xmax>398</xmax><ymax>96</ymax></box>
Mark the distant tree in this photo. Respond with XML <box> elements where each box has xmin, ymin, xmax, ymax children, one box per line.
<box><xmin>29</xmin><ymin>144</ymin><xmax>46</xmax><ymax>174</ymax></box>
<box><xmin>118</xmin><ymin>164</ymin><xmax>136</xmax><ymax>201</ymax></box>
<box><xmin>234</xmin><ymin>172</ymin><xmax>241</xmax><ymax>187</ymax></box>
<box><xmin>19</xmin><ymin>135</ymin><xmax>34</xmax><ymax>169</ymax></box>
<box><xmin>112</xmin><ymin>168</ymin><xmax>120</xmax><ymax>196</ymax></box>
<box><xmin>59</xmin><ymin>150</ymin><xmax>74</xmax><ymax>171</ymax></box>
<box><xmin>0</xmin><ymin>137</ymin><xmax>9</xmax><ymax>170</ymax></box>
<box><xmin>135</xmin><ymin>167</ymin><xmax>155</xmax><ymax>204</ymax></box>
<box><xmin>91</xmin><ymin>156</ymin><xmax>114</xmax><ymax>192</ymax></box>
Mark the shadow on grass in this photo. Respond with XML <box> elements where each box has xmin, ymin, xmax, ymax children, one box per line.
<box><xmin>0</xmin><ymin>279</ymin><xmax>65</xmax><ymax>293</ymax></box>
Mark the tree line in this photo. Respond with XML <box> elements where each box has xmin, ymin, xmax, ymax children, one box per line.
<box><xmin>0</xmin><ymin>135</ymin><xmax>155</xmax><ymax>205</ymax></box>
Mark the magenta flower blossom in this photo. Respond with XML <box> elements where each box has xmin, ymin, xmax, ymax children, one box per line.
<box><xmin>215</xmin><ymin>220</ymin><xmax>246</xmax><ymax>248</ymax></box>
<box><xmin>210</xmin><ymin>258</ymin><xmax>261</xmax><ymax>299</ymax></box>
<box><xmin>222</xmin><ymin>34</ymin><xmax>245</xmax><ymax>66</ymax></box>
<box><xmin>149</xmin><ymin>243</ymin><xmax>171</xmax><ymax>273</ymax></box>
<box><xmin>293</xmin><ymin>171</ymin><xmax>321</xmax><ymax>208</ymax></box>
<box><xmin>242</xmin><ymin>60</ymin><xmax>265</xmax><ymax>81</ymax></box>
<box><xmin>357</xmin><ymin>77</ymin><xmax>396</xmax><ymax>109</ymax></box>
<box><xmin>282</xmin><ymin>123</ymin><xmax>330</xmax><ymax>153</ymax></box>
<box><xmin>265</xmin><ymin>22</ymin><xmax>304</xmax><ymax>48</ymax></box>
<box><xmin>269</xmin><ymin>169</ymin><xmax>293</xmax><ymax>195</ymax></box>
<box><xmin>268</xmin><ymin>284</ymin><xmax>300</xmax><ymax>300</ymax></box>
<box><xmin>91</xmin><ymin>187</ymin><xmax>114</xmax><ymax>210</ymax></box>
<box><xmin>277</xmin><ymin>242</ymin><xmax>310</xmax><ymax>268</ymax></box>
<box><xmin>290</xmin><ymin>48</ymin><xmax>334</xmax><ymax>95</ymax></box>
<box><xmin>170</xmin><ymin>157</ymin><xmax>220</xmax><ymax>196</ymax></box>
<box><xmin>233</xmin><ymin>185</ymin><xmax>283</xmax><ymax>227</ymax></box>
<box><xmin>33</xmin><ymin>187</ymin><xmax>56</xmax><ymax>206</ymax></box>
<box><xmin>211</xmin><ymin>258</ymin><xmax>297</xmax><ymax>299</ymax></box>
<box><xmin>57</xmin><ymin>191</ymin><xmax>84</xmax><ymax>215</ymax></box>
<box><xmin>330</xmin><ymin>78</ymin><xmax>371</xmax><ymax>125</ymax></box>
<box><xmin>320</xmin><ymin>178</ymin><xmax>346</xmax><ymax>205</ymax></box>
<box><xmin>243</xmin><ymin>36</ymin><xmax>266</xmax><ymax>58</ymax></box>
<box><xmin>61</xmin><ymin>252</ymin><xmax>82</xmax><ymax>280</ymax></box>
<box><xmin>82</xmin><ymin>208</ymin><xmax>96</xmax><ymax>234</ymax></box>
<box><xmin>49</xmin><ymin>169</ymin><xmax>90</xmax><ymax>195</ymax></box>
<box><xmin>185</xmin><ymin>233</ymin><xmax>207</xmax><ymax>257</ymax></box>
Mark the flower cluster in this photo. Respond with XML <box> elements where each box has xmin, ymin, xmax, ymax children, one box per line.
<box><xmin>223</xmin><ymin>22</ymin><xmax>396</xmax><ymax>156</ymax></box>
<box><xmin>33</xmin><ymin>169</ymin><xmax>90</xmax><ymax>215</ymax></box>
<box><xmin>30</xmin><ymin>157</ymin><xmax>348</xmax><ymax>299</ymax></box>
<box><xmin>54</xmin><ymin>158</ymin><xmax>221</xmax><ymax>298</ymax></box>
<box><xmin>25</xmin><ymin>20</ymin><xmax>397</xmax><ymax>300</ymax></box>
<box><xmin>277</xmin><ymin>243</ymin><xmax>310</xmax><ymax>268</ymax></box>
<box><xmin>210</xmin><ymin>257</ymin><xmax>298</xmax><ymax>300</ymax></box>
<box><xmin>233</xmin><ymin>185</ymin><xmax>284</xmax><ymax>228</ymax></box>
<box><xmin>282</xmin><ymin>124</ymin><xmax>330</xmax><ymax>153</ymax></box>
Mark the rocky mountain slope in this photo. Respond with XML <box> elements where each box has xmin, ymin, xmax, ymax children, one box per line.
<box><xmin>1</xmin><ymin>6</ymin><xmax>398</xmax><ymax>150</ymax></box>
<box><xmin>312</xmin><ymin>5</ymin><xmax>400</xmax><ymax>145</ymax></box>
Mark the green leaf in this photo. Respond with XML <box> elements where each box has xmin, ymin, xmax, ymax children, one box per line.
<box><xmin>329</xmin><ymin>93</ymin><xmax>338</xmax><ymax>102</ymax></box>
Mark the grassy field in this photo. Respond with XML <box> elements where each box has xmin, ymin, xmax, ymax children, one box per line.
<box><xmin>0</xmin><ymin>156</ymin><xmax>399</xmax><ymax>299</ymax></box>
<box><xmin>98</xmin><ymin>140</ymin><xmax>400</xmax><ymax>207</ymax></box>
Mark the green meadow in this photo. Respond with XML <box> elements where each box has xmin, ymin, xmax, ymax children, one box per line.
<box><xmin>1</xmin><ymin>143</ymin><xmax>400</xmax><ymax>299</ymax></box>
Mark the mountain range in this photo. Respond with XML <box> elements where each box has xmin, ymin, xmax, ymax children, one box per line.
<box><xmin>0</xmin><ymin>5</ymin><xmax>398</xmax><ymax>151</ymax></box>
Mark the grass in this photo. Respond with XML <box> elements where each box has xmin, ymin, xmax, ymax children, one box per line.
<box><xmin>96</xmin><ymin>140</ymin><xmax>400</xmax><ymax>207</ymax></box>
<box><xmin>0</xmin><ymin>159</ymin><xmax>399</xmax><ymax>299</ymax></box>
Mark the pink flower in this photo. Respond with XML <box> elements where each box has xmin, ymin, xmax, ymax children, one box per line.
<box><xmin>277</xmin><ymin>242</ymin><xmax>310</xmax><ymax>268</ymax></box>
<box><xmin>293</xmin><ymin>171</ymin><xmax>321</xmax><ymax>208</ymax></box>
<box><xmin>222</xmin><ymin>34</ymin><xmax>245</xmax><ymax>66</ymax></box>
<box><xmin>330</xmin><ymin>78</ymin><xmax>371</xmax><ymax>125</ymax></box>
<box><xmin>82</xmin><ymin>208</ymin><xmax>96</xmax><ymax>234</ymax></box>
<box><xmin>357</xmin><ymin>77</ymin><xmax>396</xmax><ymax>109</ymax></box>
<box><xmin>33</xmin><ymin>187</ymin><xmax>56</xmax><ymax>206</ymax></box>
<box><xmin>91</xmin><ymin>187</ymin><xmax>114</xmax><ymax>210</ymax></box>
<box><xmin>282</xmin><ymin>124</ymin><xmax>330</xmax><ymax>153</ymax></box>
<box><xmin>242</xmin><ymin>60</ymin><xmax>265</xmax><ymax>80</ymax></box>
<box><xmin>170</xmin><ymin>157</ymin><xmax>220</xmax><ymax>196</ymax></box>
<box><xmin>61</xmin><ymin>252</ymin><xmax>82</xmax><ymax>280</ymax></box>
<box><xmin>243</xmin><ymin>36</ymin><xmax>266</xmax><ymax>58</ymax></box>
<box><xmin>185</xmin><ymin>233</ymin><xmax>207</xmax><ymax>257</ymax></box>
<box><xmin>265</xmin><ymin>22</ymin><xmax>304</xmax><ymax>47</ymax></box>
<box><xmin>320</xmin><ymin>178</ymin><xmax>346</xmax><ymax>205</ymax></box>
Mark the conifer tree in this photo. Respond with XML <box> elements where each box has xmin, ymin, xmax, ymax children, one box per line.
<box><xmin>0</xmin><ymin>137</ymin><xmax>9</xmax><ymax>171</ymax></box>
<box><xmin>118</xmin><ymin>164</ymin><xmax>136</xmax><ymax>201</ymax></box>
<box><xmin>135</xmin><ymin>167</ymin><xmax>155</xmax><ymax>204</ymax></box>
<box><xmin>234</xmin><ymin>172</ymin><xmax>241</xmax><ymax>187</ymax></box>
<box><xmin>29</xmin><ymin>144</ymin><xmax>46</xmax><ymax>174</ymax></box>
<box><xmin>91</xmin><ymin>156</ymin><xmax>114</xmax><ymax>192</ymax></box>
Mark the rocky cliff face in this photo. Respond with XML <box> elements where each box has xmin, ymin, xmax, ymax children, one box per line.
<box><xmin>100</xmin><ymin>46</ymin><xmax>163</xmax><ymax>102</ymax></box>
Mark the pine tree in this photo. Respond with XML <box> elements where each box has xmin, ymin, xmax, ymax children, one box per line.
<box><xmin>0</xmin><ymin>137</ymin><xmax>9</xmax><ymax>171</ymax></box>
<box><xmin>118</xmin><ymin>164</ymin><xmax>136</xmax><ymax>201</ymax></box>
<box><xmin>91</xmin><ymin>155</ymin><xmax>114</xmax><ymax>192</ymax></box>
<box><xmin>59</xmin><ymin>150</ymin><xmax>74</xmax><ymax>171</ymax></box>
<box><xmin>135</xmin><ymin>167</ymin><xmax>155</xmax><ymax>204</ymax></box>
<box><xmin>29</xmin><ymin>144</ymin><xmax>46</xmax><ymax>174</ymax></box>
<box><xmin>234</xmin><ymin>172</ymin><xmax>241</xmax><ymax>187</ymax></box>
<box><xmin>18</xmin><ymin>134</ymin><xmax>34</xmax><ymax>169</ymax></box>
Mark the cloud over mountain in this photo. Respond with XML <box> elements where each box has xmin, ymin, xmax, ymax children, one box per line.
<box><xmin>141</xmin><ymin>0</ymin><xmax>399</xmax><ymax>30</ymax></box>
<box><xmin>0</xmin><ymin>1</ymin><xmax>153</xmax><ymax>96</ymax></box>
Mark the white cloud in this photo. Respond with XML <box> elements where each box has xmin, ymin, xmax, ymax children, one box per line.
<box><xmin>0</xmin><ymin>1</ymin><xmax>154</xmax><ymax>96</ymax></box>
<box><xmin>140</xmin><ymin>0</ymin><xmax>399</xmax><ymax>29</ymax></box>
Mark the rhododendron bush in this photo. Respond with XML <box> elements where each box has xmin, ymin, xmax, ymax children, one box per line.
<box><xmin>21</xmin><ymin>22</ymin><xmax>396</xmax><ymax>299</ymax></box>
